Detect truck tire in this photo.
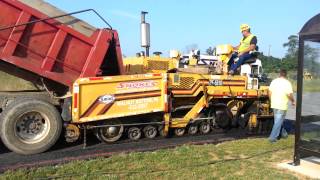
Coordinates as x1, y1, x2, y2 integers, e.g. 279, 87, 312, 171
0, 98, 62, 155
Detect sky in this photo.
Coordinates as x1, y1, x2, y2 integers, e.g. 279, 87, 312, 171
45, 0, 320, 58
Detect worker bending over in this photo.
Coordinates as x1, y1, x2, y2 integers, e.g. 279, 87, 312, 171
228, 24, 257, 75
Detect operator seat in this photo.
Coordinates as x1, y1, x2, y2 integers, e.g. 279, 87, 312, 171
233, 51, 259, 75
243, 46, 260, 64
239, 47, 260, 77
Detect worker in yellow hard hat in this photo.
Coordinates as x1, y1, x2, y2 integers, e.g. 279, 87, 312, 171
228, 24, 258, 75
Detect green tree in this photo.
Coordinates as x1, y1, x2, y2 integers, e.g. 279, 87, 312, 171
283, 35, 298, 57
259, 53, 281, 73
281, 35, 299, 71
304, 43, 320, 76
206, 46, 215, 55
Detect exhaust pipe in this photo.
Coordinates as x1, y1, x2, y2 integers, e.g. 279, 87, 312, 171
141, 11, 150, 56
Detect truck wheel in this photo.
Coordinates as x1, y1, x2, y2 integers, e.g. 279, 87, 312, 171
215, 109, 232, 129
188, 124, 198, 135
174, 128, 185, 136
143, 125, 157, 139
0, 98, 62, 155
199, 121, 211, 134
94, 119, 124, 143
128, 127, 142, 141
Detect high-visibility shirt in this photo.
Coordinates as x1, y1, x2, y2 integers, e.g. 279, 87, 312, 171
269, 77, 293, 110
238, 34, 256, 53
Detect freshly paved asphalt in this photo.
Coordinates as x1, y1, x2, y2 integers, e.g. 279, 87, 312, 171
0, 129, 254, 173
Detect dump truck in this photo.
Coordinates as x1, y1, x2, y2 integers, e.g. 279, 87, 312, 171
0, 0, 124, 88
0, 0, 124, 154
0, 0, 273, 155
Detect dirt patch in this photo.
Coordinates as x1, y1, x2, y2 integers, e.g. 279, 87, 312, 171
209, 152, 220, 161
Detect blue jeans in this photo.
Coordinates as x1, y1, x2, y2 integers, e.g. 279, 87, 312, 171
228, 53, 253, 71
269, 109, 288, 142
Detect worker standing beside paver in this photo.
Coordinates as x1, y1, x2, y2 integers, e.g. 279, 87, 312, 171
268, 69, 295, 143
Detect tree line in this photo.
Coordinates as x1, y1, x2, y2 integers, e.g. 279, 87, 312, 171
261, 35, 299, 73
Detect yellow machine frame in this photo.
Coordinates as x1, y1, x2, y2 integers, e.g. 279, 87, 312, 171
72, 73, 169, 123
72, 72, 271, 136
123, 54, 180, 74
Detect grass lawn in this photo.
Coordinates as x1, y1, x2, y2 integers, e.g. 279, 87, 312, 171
268, 71, 320, 92
1, 136, 310, 180
302, 78, 320, 92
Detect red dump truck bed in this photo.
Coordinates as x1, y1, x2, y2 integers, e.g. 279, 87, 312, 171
0, 0, 124, 87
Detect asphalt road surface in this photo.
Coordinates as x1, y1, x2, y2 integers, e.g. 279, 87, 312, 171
286, 92, 320, 121
0, 129, 257, 173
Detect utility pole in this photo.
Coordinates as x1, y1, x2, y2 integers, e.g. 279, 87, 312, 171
268, 45, 271, 57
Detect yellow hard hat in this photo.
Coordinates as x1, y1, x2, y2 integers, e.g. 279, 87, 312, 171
240, 24, 250, 32
169, 50, 181, 58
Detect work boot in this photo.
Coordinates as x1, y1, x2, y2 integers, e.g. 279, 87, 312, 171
228, 70, 235, 75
